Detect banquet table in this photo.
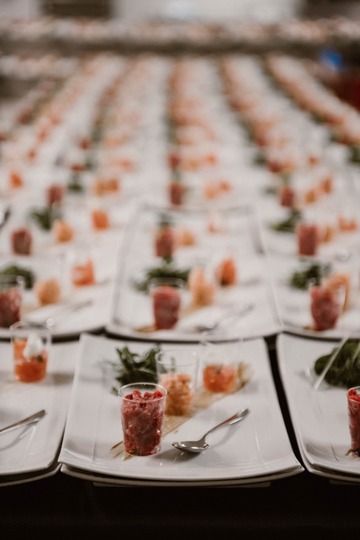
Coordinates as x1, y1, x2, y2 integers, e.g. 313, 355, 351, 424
0, 46, 360, 538
0, 334, 359, 539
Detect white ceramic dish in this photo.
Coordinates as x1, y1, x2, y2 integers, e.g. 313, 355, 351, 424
107, 203, 282, 342
0, 459, 61, 488
268, 252, 360, 340
60, 463, 300, 488
277, 333, 360, 480
58, 333, 302, 484
0, 223, 122, 340
0, 340, 78, 478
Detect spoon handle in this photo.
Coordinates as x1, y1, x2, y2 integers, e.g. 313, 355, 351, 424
203, 408, 249, 438
0, 409, 46, 435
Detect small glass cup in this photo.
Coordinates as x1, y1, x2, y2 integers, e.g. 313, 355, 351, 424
10, 226, 33, 255
119, 382, 167, 456
201, 338, 243, 394
149, 277, 184, 330
0, 275, 24, 328
69, 244, 96, 287
296, 222, 319, 257
10, 321, 51, 383
309, 283, 343, 331
347, 386, 360, 457
156, 348, 198, 416
168, 180, 187, 207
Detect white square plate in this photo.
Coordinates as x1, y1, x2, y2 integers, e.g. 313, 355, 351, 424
0, 340, 78, 479
277, 333, 360, 481
58, 333, 302, 484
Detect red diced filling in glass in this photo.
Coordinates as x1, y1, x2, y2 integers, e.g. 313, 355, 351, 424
121, 389, 165, 456
152, 285, 181, 330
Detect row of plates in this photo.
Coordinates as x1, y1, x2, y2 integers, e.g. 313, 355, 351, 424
0, 193, 359, 486
1, 330, 359, 487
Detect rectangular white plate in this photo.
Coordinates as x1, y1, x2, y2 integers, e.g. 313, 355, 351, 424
277, 333, 360, 480
60, 463, 298, 488
107, 203, 282, 342
0, 340, 78, 478
268, 252, 360, 340
58, 333, 302, 484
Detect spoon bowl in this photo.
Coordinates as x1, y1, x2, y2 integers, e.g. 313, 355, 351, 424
172, 408, 249, 454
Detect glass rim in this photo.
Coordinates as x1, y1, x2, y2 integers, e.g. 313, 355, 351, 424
148, 277, 185, 290
157, 348, 198, 365
347, 386, 360, 396
119, 382, 167, 400
9, 320, 52, 335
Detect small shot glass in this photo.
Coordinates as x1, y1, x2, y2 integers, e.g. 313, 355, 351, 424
69, 243, 96, 287
156, 348, 198, 416
0, 275, 24, 328
149, 277, 184, 330
347, 386, 360, 457
309, 283, 343, 331
10, 321, 51, 383
119, 382, 167, 456
296, 222, 319, 257
201, 339, 244, 394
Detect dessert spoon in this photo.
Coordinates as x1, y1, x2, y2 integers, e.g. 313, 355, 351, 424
24, 299, 93, 328
172, 408, 249, 453
0, 409, 46, 435
191, 303, 253, 334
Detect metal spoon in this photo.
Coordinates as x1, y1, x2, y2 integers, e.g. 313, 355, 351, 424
0, 409, 46, 435
192, 303, 253, 334
172, 408, 249, 453
24, 299, 93, 328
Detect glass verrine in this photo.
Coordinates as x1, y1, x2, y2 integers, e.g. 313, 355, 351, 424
295, 221, 319, 257
309, 282, 344, 331
156, 347, 199, 416
119, 382, 167, 456
149, 277, 184, 330
0, 274, 24, 328
201, 338, 245, 394
347, 385, 360, 456
10, 321, 51, 383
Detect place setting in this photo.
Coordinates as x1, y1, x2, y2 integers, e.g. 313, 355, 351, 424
276, 332, 360, 483
58, 332, 303, 487
0, 327, 79, 486
106, 202, 283, 343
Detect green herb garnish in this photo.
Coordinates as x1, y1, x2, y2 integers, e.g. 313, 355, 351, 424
0, 264, 35, 289
158, 211, 174, 229
67, 173, 84, 193
132, 261, 190, 293
253, 152, 266, 165
289, 262, 332, 290
109, 345, 161, 393
349, 145, 360, 164
270, 209, 302, 233
29, 205, 62, 231
263, 185, 278, 196
313, 341, 360, 388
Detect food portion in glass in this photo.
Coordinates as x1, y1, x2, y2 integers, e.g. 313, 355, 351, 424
201, 339, 249, 394
347, 386, 360, 457
10, 321, 51, 383
0, 275, 24, 328
119, 382, 167, 456
156, 348, 198, 416
149, 277, 183, 330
